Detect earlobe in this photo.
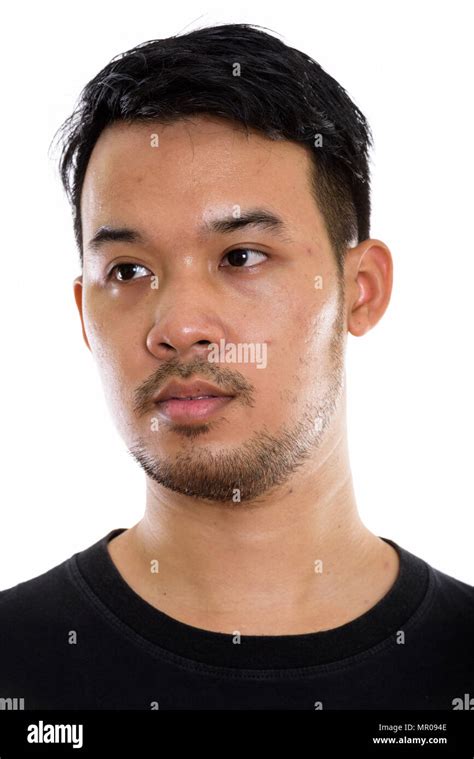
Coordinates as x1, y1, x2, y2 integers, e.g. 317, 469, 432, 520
73, 275, 91, 352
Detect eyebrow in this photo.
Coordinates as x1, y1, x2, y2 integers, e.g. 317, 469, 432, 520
86, 208, 292, 252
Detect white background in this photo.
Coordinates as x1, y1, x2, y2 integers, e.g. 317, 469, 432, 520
0, 0, 472, 586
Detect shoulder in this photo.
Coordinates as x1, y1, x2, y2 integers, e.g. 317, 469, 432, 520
390, 536, 474, 626
0, 555, 76, 625
0, 531, 114, 619
428, 561, 474, 619
412, 559, 474, 669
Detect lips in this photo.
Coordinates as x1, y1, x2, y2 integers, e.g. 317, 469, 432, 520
152, 379, 235, 424
153, 379, 235, 404
157, 395, 234, 423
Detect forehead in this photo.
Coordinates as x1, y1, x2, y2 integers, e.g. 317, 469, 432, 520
80, 116, 325, 245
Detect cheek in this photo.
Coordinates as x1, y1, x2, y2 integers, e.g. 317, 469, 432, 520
84, 288, 138, 358
268, 292, 342, 401
83, 302, 142, 402
293, 285, 343, 352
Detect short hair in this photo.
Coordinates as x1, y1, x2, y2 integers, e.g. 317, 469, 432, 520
52, 22, 373, 277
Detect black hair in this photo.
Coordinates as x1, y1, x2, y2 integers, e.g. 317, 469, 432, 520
52, 22, 373, 276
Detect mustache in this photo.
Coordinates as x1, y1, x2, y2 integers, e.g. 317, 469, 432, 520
133, 355, 255, 416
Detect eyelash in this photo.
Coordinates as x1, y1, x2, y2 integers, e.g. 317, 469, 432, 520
107, 248, 268, 282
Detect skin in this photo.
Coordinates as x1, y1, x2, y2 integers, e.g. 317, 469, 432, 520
74, 115, 398, 635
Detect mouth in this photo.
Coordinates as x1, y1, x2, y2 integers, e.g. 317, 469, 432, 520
152, 378, 236, 423
154, 394, 235, 423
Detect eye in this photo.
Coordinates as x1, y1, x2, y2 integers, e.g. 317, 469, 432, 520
220, 248, 268, 269
108, 263, 150, 282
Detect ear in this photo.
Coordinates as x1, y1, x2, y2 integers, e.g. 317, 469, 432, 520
73, 275, 91, 351
344, 239, 393, 337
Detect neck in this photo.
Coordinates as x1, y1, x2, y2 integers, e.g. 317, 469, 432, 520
108, 404, 399, 635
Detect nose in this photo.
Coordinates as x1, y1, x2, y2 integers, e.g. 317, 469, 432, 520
145, 282, 229, 365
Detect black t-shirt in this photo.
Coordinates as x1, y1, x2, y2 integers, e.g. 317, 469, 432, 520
0, 528, 473, 710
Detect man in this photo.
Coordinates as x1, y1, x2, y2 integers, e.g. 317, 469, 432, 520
0, 23, 473, 710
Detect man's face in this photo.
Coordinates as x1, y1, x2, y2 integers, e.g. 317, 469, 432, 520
75, 116, 347, 503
